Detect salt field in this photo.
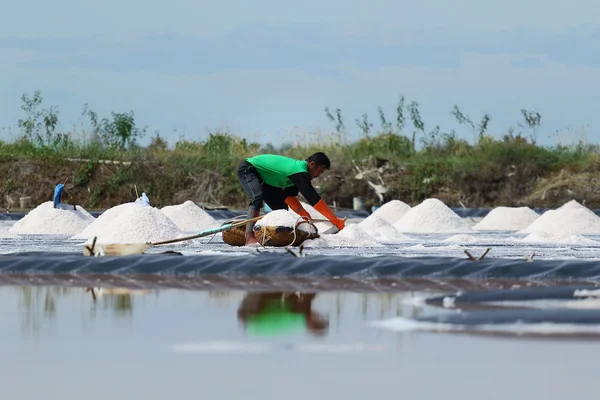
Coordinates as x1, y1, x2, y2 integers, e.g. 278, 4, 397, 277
2, 197, 600, 399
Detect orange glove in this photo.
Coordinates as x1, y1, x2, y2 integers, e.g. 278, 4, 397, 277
285, 196, 311, 220
313, 199, 345, 231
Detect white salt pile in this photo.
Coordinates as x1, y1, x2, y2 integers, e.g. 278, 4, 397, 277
473, 206, 540, 231
369, 199, 411, 225
161, 200, 219, 232
9, 201, 95, 235
72, 202, 185, 244
303, 224, 383, 248
289, 201, 335, 233
519, 200, 600, 235
393, 198, 472, 233
521, 232, 600, 245
256, 209, 316, 233
357, 215, 412, 244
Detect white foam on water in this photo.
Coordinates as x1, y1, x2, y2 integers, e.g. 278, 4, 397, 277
357, 215, 412, 244
369, 199, 411, 225
371, 316, 600, 335
160, 200, 219, 232
393, 198, 472, 233
71, 202, 185, 244
473, 206, 540, 231
8, 201, 95, 235
519, 200, 600, 236
256, 209, 316, 233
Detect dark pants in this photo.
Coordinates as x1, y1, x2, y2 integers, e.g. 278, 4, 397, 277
237, 160, 295, 212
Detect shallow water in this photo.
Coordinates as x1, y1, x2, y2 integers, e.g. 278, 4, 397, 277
2, 217, 600, 398
0, 283, 599, 399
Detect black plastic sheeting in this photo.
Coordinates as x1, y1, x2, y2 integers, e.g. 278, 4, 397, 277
2, 251, 600, 280
425, 285, 600, 307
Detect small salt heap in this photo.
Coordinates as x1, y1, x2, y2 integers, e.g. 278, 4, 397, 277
303, 224, 383, 248
72, 202, 184, 244
369, 199, 411, 225
393, 198, 472, 233
9, 201, 95, 235
519, 200, 600, 237
256, 209, 316, 233
289, 201, 334, 233
473, 206, 540, 231
161, 200, 219, 232
358, 215, 411, 244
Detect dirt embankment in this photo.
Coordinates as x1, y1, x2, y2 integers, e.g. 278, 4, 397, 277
2, 158, 600, 211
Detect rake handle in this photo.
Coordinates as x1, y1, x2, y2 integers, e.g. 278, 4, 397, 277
151, 215, 264, 246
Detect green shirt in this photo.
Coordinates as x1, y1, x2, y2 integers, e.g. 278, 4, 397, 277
246, 154, 309, 188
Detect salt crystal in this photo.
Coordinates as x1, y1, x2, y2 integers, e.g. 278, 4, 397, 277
393, 198, 472, 233
443, 234, 479, 243
256, 209, 316, 233
161, 200, 219, 232
473, 206, 540, 231
369, 200, 411, 224
519, 203, 600, 235
358, 215, 411, 244
9, 201, 95, 235
72, 202, 185, 244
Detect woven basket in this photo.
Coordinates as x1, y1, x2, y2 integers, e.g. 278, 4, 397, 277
221, 220, 319, 247
254, 223, 319, 247
221, 222, 248, 247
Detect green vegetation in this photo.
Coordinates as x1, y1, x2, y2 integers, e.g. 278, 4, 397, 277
1, 90, 599, 211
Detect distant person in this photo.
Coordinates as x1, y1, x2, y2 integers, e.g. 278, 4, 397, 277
237, 292, 329, 337
237, 152, 345, 245
52, 183, 76, 210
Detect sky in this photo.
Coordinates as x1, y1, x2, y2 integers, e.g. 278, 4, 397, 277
1, 0, 600, 147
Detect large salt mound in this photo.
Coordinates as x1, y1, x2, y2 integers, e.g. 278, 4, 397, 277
358, 215, 411, 244
256, 209, 316, 233
392, 198, 472, 233
72, 202, 185, 244
519, 203, 600, 235
369, 200, 411, 224
9, 201, 95, 235
303, 224, 383, 248
473, 206, 540, 231
521, 232, 600, 245
160, 200, 219, 232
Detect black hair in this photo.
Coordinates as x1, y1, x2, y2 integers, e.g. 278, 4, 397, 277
306, 152, 331, 169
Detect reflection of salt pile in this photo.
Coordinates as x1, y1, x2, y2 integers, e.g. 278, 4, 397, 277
358, 215, 411, 244
370, 200, 411, 225
473, 206, 539, 231
9, 201, 95, 235
304, 224, 383, 248
161, 200, 219, 231
256, 209, 316, 233
519, 200, 600, 241
393, 198, 471, 233
72, 202, 184, 244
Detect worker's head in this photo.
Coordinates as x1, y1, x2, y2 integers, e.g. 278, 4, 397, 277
306, 152, 331, 178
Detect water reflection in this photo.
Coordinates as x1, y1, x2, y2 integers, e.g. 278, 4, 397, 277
237, 292, 329, 337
